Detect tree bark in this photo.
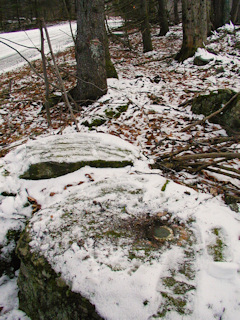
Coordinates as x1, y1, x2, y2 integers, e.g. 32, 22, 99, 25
211, 0, 230, 30
176, 0, 208, 62
158, 0, 169, 36
231, 0, 240, 24
139, 0, 153, 52
74, 0, 107, 104
104, 28, 118, 79
174, 0, 180, 25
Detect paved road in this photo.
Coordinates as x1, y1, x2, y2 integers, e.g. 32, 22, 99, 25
0, 22, 76, 74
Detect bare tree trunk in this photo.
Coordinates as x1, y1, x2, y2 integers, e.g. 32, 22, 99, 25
231, 0, 240, 24
211, 0, 230, 30
0, 0, 3, 29
104, 25, 118, 79
139, 0, 153, 53
62, 0, 76, 44
176, 0, 208, 62
16, 0, 21, 29
174, 0, 180, 25
223, 0, 231, 24
158, 0, 169, 36
74, 0, 107, 104
207, 0, 212, 35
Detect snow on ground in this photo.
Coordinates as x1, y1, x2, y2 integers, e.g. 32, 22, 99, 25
0, 21, 240, 319
1, 132, 240, 320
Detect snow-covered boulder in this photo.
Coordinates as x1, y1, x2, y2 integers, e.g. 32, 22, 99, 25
12, 132, 138, 180
1, 132, 240, 320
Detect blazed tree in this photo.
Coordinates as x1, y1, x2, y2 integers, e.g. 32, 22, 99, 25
74, 0, 107, 104
176, 0, 208, 62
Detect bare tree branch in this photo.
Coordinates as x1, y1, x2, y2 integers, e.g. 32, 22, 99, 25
39, 20, 52, 128
0, 40, 45, 81
42, 19, 80, 132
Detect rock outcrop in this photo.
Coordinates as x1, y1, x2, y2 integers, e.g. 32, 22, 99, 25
191, 89, 240, 134
17, 227, 103, 320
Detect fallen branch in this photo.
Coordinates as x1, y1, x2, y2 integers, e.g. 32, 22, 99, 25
172, 152, 240, 161
214, 164, 240, 175
133, 54, 174, 66
159, 136, 239, 160
204, 167, 240, 180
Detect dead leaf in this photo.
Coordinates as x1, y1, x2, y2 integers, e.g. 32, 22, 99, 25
85, 174, 94, 182
27, 196, 37, 204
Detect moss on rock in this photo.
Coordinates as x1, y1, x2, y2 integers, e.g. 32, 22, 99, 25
207, 228, 227, 262
82, 117, 107, 128
0, 226, 22, 277
16, 227, 103, 320
20, 160, 133, 180
191, 89, 240, 134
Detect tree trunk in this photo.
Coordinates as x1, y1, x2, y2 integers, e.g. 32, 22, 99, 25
176, 0, 208, 62
211, 0, 230, 30
139, 0, 153, 53
0, 0, 3, 29
158, 0, 169, 36
104, 29, 118, 79
207, 0, 212, 35
174, 0, 180, 25
231, 0, 240, 24
16, 0, 21, 29
74, 0, 107, 104
223, 0, 231, 24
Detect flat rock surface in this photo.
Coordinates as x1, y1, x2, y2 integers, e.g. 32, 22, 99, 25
2, 132, 140, 178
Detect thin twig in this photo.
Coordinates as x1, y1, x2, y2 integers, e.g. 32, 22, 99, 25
42, 19, 80, 132
0, 36, 41, 52
0, 40, 45, 82
39, 20, 52, 127
204, 167, 240, 180
133, 54, 174, 66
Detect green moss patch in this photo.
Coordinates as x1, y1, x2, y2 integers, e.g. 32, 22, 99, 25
82, 117, 107, 128
207, 228, 227, 262
20, 160, 133, 180
105, 104, 129, 119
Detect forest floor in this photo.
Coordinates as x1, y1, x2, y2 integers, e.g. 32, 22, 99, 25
1, 21, 240, 206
